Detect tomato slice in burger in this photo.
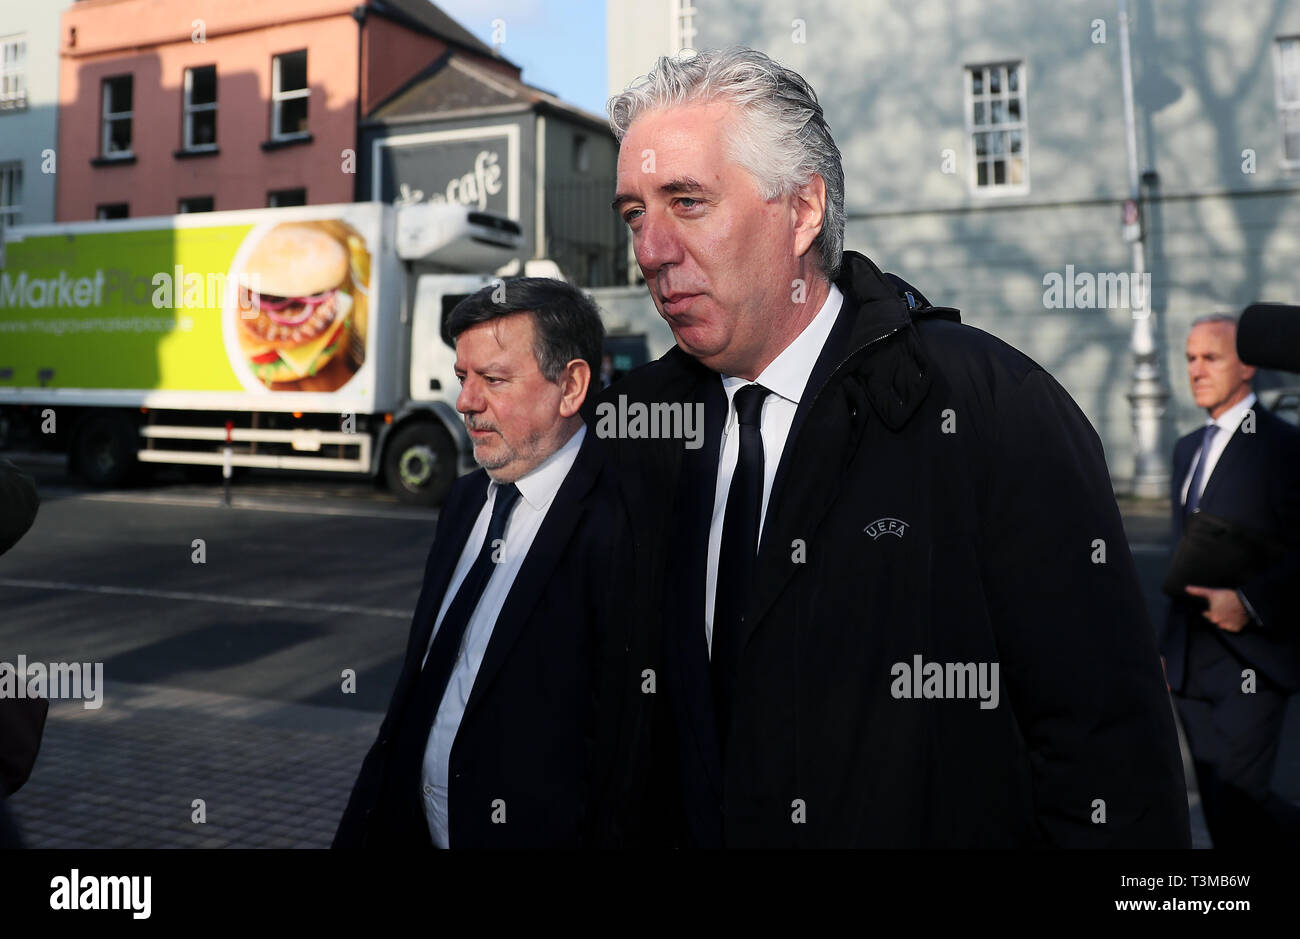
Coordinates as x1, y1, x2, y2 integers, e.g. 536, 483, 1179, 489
250, 350, 280, 364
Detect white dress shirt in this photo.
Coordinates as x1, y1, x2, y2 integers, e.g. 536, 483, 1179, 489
1179, 391, 1256, 508
704, 285, 844, 655
419, 422, 586, 847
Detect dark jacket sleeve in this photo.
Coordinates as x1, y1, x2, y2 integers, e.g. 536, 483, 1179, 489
979, 368, 1191, 847
0, 459, 39, 557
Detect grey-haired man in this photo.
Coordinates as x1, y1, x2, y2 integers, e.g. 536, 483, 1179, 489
598, 47, 1190, 847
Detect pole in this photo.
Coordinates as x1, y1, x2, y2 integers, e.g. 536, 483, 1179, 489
223, 419, 233, 507
1118, 0, 1169, 498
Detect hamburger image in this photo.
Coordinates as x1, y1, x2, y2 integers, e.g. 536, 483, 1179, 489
235, 224, 355, 386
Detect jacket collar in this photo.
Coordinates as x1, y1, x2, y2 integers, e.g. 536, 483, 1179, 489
652, 250, 952, 432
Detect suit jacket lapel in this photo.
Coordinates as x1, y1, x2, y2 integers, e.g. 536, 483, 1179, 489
460, 432, 602, 723
392, 473, 488, 716
667, 373, 726, 796
1171, 433, 1197, 539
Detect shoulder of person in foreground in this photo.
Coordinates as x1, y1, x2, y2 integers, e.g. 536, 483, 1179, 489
0, 459, 39, 557
916, 316, 1191, 846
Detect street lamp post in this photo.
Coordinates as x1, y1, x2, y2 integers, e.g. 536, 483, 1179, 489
1118, 0, 1170, 498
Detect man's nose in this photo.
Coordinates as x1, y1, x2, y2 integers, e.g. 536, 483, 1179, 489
635, 209, 683, 276
457, 377, 483, 415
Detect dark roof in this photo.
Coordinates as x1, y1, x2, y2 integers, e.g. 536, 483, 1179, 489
367, 53, 610, 131
367, 0, 512, 65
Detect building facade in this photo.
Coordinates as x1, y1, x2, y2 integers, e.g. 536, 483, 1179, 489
357, 52, 625, 285
0, 0, 76, 230
606, 0, 1300, 486
53, 0, 521, 220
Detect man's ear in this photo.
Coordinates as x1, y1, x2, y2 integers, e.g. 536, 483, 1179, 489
557, 358, 592, 418
792, 173, 827, 262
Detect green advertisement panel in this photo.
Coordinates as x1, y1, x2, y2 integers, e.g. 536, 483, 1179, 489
0, 214, 374, 397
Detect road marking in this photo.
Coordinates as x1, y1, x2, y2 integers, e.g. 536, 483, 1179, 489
0, 578, 411, 619
76, 490, 438, 521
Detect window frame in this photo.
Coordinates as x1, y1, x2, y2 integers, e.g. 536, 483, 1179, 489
0, 160, 22, 230
96, 203, 129, 220
964, 61, 1030, 197
0, 35, 27, 112
1273, 36, 1300, 170
267, 188, 306, 208
270, 50, 309, 142
182, 65, 218, 152
100, 74, 134, 159
178, 196, 214, 214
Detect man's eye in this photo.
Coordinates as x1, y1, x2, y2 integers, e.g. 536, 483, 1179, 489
622, 207, 643, 224
675, 198, 700, 210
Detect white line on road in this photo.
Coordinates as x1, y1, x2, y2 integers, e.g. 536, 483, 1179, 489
0, 577, 411, 619
77, 490, 438, 521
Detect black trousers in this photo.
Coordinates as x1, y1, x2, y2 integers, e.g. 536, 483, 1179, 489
1173, 620, 1300, 848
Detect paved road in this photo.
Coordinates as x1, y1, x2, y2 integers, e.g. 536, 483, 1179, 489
2, 456, 1296, 848
3, 459, 433, 848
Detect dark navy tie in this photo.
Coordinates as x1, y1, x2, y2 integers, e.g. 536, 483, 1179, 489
387, 481, 521, 837
1184, 424, 1219, 516
712, 383, 770, 747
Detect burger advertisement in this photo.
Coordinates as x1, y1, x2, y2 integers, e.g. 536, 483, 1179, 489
229, 220, 370, 393
0, 205, 380, 406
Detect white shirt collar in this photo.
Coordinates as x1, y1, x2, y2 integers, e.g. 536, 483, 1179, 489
490, 422, 586, 512
721, 283, 845, 406
1207, 391, 1257, 435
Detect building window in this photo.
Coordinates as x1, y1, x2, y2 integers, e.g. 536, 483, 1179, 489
0, 35, 26, 111
267, 188, 306, 207
0, 161, 21, 230
672, 0, 698, 52
183, 65, 217, 150
966, 62, 1028, 193
179, 196, 213, 213
271, 50, 308, 140
101, 75, 134, 157
573, 135, 591, 173
96, 203, 129, 220
1275, 37, 1300, 168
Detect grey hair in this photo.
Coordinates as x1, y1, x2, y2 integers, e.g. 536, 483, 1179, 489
1190, 313, 1238, 329
608, 47, 846, 281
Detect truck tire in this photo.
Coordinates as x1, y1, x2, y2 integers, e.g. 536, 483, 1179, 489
73, 412, 138, 488
383, 420, 458, 507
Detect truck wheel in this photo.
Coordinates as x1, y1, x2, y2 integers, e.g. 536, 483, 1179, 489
383, 421, 458, 507
73, 412, 138, 488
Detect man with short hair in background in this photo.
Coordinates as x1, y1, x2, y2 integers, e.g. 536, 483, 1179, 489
1162, 313, 1300, 847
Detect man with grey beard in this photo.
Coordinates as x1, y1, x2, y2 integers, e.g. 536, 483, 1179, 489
335, 278, 652, 848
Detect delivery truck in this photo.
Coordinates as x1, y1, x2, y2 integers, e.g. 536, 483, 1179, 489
0, 201, 546, 505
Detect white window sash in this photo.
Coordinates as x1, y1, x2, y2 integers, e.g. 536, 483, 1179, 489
965, 63, 1029, 195
271, 53, 309, 140
182, 67, 218, 150
1275, 38, 1300, 168
101, 78, 133, 157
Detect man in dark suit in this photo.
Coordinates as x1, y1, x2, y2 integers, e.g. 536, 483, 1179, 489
599, 47, 1189, 847
333, 278, 649, 849
1162, 313, 1300, 848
